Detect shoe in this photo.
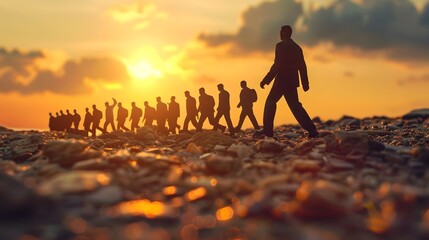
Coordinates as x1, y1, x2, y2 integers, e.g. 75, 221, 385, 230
219, 125, 226, 133
308, 130, 319, 138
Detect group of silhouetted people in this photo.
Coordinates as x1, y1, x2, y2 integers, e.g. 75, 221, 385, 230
49, 25, 320, 139
48, 80, 261, 137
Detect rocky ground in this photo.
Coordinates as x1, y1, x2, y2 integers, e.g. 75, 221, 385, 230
1, 109, 429, 240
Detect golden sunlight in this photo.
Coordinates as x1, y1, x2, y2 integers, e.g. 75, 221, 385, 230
128, 60, 162, 80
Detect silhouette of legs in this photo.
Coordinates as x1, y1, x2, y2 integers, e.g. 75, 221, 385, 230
117, 119, 130, 131
236, 108, 260, 131
183, 116, 198, 131
103, 120, 116, 132
263, 87, 316, 137
131, 119, 139, 132
213, 110, 234, 133
197, 112, 215, 131
92, 120, 104, 137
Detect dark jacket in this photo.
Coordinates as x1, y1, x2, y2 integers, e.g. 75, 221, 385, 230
218, 90, 230, 111
186, 96, 198, 117
261, 38, 309, 90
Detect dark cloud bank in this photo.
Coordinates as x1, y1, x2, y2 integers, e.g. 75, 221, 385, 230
0, 48, 130, 95
199, 0, 429, 62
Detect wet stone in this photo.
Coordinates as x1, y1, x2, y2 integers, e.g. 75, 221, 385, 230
227, 142, 254, 159
43, 140, 102, 168
204, 151, 241, 175
254, 139, 285, 153
38, 170, 111, 196
325, 132, 370, 157
294, 140, 317, 155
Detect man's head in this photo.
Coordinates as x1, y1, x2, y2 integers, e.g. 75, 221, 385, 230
240, 80, 247, 88
49, 112, 52, 117
92, 104, 97, 110
280, 25, 292, 40
60, 110, 64, 114
73, 109, 77, 113
56, 112, 59, 116
184, 91, 190, 97
199, 87, 205, 95
144, 101, 148, 107
156, 97, 161, 103
85, 107, 89, 112
105, 101, 109, 107
66, 109, 70, 114
217, 84, 224, 91
118, 102, 122, 107
171, 96, 176, 102
131, 102, 136, 107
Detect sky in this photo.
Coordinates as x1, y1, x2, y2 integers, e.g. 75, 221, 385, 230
1, 0, 429, 130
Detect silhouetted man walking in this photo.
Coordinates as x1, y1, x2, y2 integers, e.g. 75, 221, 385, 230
92, 104, 104, 136
49, 113, 55, 131
236, 80, 260, 131
156, 97, 168, 134
103, 98, 117, 132
65, 110, 73, 132
129, 102, 142, 132
168, 96, 180, 134
73, 109, 81, 130
197, 87, 215, 131
117, 102, 130, 131
213, 84, 234, 135
83, 107, 92, 132
183, 91, 198, 132
259, 25, 318, 138
143, 101, 156, 127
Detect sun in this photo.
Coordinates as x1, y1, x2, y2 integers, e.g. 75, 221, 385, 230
128, 60, 162, 80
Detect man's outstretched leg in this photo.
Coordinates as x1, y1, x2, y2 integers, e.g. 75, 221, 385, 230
262, 88, 283, 137
284, 88, 318, 137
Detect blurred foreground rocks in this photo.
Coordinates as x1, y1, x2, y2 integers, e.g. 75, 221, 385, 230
1, 110, 429, 240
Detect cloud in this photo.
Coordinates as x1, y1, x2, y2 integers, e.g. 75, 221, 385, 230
199, 0, 429, 62
398, 74, 429, 85
108, 1, 167, 30
0, 48, 131, 95
198, 0, 303, 52
0, 48, 44, 76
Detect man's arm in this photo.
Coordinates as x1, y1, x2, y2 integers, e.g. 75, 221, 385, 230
260, 43, 280, 88
112, 98, 117, 107
298, 48, 309, 92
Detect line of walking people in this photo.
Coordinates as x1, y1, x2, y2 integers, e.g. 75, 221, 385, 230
48, 80, 260, 137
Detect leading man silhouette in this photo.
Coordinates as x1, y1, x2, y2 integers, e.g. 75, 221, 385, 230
259, 25, 318, 138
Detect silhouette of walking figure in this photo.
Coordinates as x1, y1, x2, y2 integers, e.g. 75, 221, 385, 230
56, 112, 63, 131
129, 102, 143, 132
143, 101, 156, 127
259, 25, 318, 138
73, 109, 81, 130
213, 84, 234, 135
197, 87, 216, 131
92, 104, 104, 136
183, 91, 198, 132
156, 97, 168, 134
235, 80, 260, 131
83, 107, 92, 132
168, 96, 180, 134
49, 113, 55, 131
117, 102, 130, 131
65, 109, 73, 132
103, 98, 117, 132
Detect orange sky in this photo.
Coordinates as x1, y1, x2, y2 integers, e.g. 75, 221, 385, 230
1, 0, 429, 130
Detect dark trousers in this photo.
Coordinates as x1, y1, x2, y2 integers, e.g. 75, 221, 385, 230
104, 119, 116, 132
117, 119, 130, 131
213, 110, 234, 132
236, 107, 260, 130
131, 119, 140, 132
168, 117, 179, 134
157, 118, 167, 134
183, 115, 198, 131
197, 111, 215, 131
92, 120, 104, 137
263, 87, 316, 136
